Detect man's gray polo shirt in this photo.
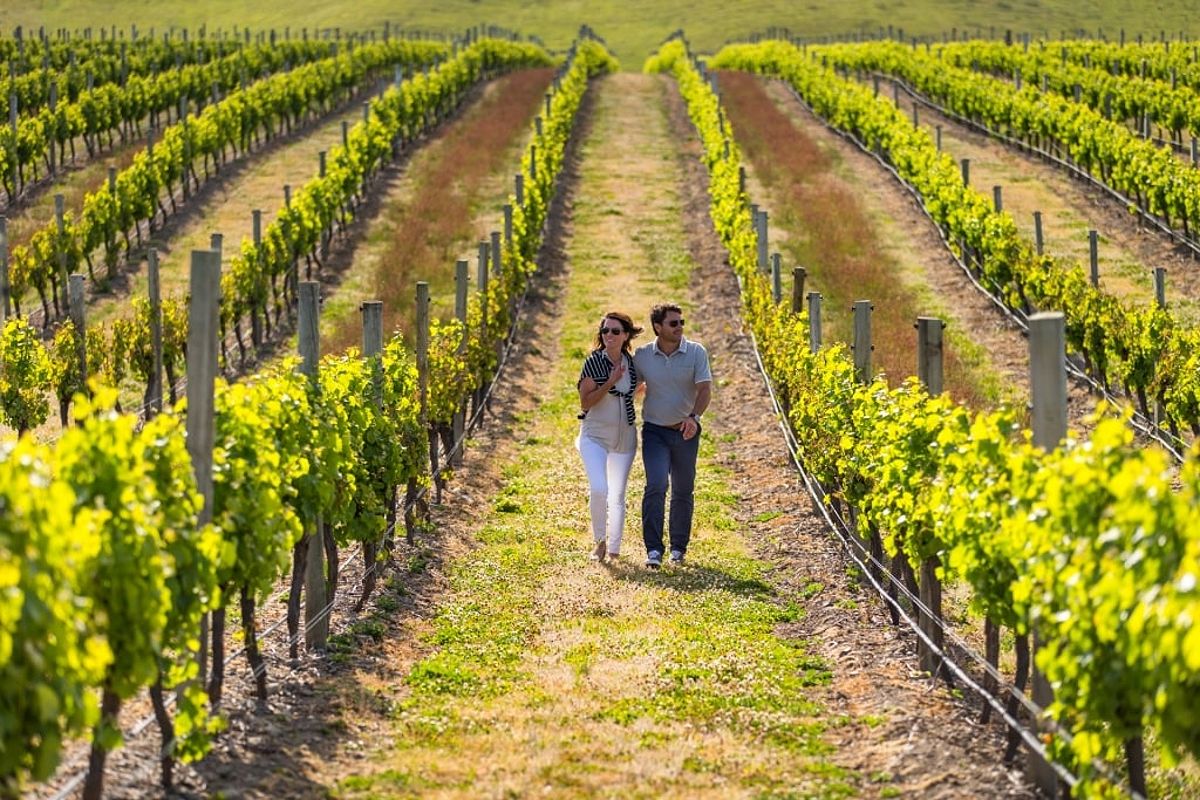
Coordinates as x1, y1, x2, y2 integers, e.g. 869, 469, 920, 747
633, 337, 712, 427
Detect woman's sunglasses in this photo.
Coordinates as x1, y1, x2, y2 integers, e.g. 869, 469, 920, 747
600, 326, 625, 336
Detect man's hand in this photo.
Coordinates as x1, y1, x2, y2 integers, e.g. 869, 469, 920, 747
681, 416, 699, 440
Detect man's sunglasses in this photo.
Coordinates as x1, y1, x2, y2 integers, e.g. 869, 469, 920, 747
662, 319, 685, 328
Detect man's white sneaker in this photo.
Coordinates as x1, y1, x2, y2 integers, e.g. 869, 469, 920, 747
669, 550, 685, 566
646, 550, 662, 569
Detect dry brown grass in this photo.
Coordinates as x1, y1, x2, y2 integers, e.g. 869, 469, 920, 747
323, 68, 554, 356
718, 69, 989, 407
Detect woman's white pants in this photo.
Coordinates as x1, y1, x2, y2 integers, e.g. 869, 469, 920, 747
576, 435, 636, 554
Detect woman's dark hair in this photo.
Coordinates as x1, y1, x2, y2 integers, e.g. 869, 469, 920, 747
593, 311, 643, 354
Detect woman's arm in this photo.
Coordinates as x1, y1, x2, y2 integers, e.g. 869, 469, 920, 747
578, 359, 625, 410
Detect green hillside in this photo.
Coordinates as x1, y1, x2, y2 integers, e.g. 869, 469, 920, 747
1, 0, 1198, 68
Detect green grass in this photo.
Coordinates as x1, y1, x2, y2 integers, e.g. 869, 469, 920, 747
333, 73, 864, 798
6, 1, 1199, 72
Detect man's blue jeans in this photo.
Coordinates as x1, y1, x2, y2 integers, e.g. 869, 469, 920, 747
641, 421, 700, 555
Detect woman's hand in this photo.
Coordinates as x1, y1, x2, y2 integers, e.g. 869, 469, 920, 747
608, 359, 626, 385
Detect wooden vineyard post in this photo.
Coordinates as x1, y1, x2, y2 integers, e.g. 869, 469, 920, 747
1154, 267, 1168, 428
47, 82, 56, 177
148, 250, 164, 416
935, 124, 942, 151
8, 94, 17, 196
417, 281, 438, 502
55, 194, 69, 316
807, 291, 822, 354
791, 267, 806, 315
960, 158, 970, 187
1027, 312, 1065, 798
515, 173, 524, 207
251, 210, 263, 346
492, 229, 507, 336
1034, 211, 1044, 255
852, 300, 872, 384
138, 249, 207, 788
185, 250, 220, 692
756, 210, 768, 273
358, 299, 385, 608
916, 317, 948, 681
475, 241, 490, 415
771, 252, 782, 303
916, 317, 944, 396
299, 281, 329, 651
504, 203, 513, 248
68, 275, 87, 401
453, 260, 468, 466
1089, 229, 1099, 287
851, 298, 885, 585
180, 99, 191, 202
993, 185, 1003, 213
0, 216, 9, 320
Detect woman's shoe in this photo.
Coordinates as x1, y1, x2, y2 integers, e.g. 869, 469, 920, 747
590, 541, 606, 561
606, 552, 620, 563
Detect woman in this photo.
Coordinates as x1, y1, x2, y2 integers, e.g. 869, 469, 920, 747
577, 312, 643, 562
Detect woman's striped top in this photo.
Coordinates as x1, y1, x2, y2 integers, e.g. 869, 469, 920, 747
578, 350, 637, 426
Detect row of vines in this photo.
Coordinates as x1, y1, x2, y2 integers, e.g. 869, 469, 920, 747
4, 37, 441, 326
721, 40, 1200, 444
0, 33, 616, 799
0, 39, 346, 202
0, 38, 452, 435
816, 41, 1200, 248
649, 37, 1200, 797
0, 36, 241, 121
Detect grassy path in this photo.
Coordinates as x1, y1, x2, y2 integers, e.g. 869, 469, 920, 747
331, 71, 856, 798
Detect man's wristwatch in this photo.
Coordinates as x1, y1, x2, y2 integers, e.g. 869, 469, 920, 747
688, 413, 701, 422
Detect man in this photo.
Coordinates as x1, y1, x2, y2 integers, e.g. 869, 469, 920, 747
633, 303, 712, 569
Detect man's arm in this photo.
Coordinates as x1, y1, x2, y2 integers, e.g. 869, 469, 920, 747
691, 381, 711, 418
680, 380, 711, 441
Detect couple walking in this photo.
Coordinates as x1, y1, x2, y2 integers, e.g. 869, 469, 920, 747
576, 303, 712, 569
